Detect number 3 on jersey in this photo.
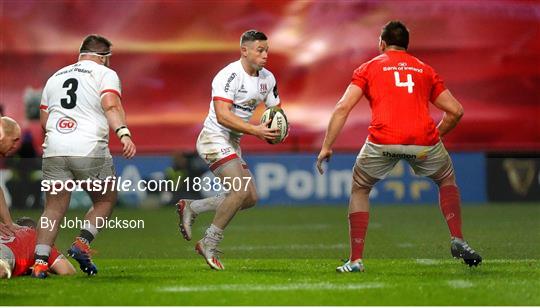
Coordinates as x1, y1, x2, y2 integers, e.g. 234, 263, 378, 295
61, 78, 78, 109
394, 72, 414, 94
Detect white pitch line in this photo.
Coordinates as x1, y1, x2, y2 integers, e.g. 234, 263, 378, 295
415, 258, 536, 265
447, 280, 474, 288
159, 282, 386, 293
397, 243, 415, 248
415, 258, 442, 265
185, 243, 348, 252
484, 259, 538, 264
197, 223, 331, 232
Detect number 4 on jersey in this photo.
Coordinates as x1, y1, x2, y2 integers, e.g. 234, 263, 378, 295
394, 72, 414, 94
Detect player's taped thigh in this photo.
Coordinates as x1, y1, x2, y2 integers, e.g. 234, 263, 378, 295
352, 163, 379, 191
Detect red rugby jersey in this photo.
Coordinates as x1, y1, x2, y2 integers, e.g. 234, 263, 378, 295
351, 50, 446, 146
0, 227, 60, 276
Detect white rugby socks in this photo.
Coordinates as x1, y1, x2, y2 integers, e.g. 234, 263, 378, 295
204, 224, 224, 246
190, 193, 226, 214
35, 244, 51, 257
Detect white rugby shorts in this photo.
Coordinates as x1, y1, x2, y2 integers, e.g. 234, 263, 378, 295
196, 129, 248, 172
355, 140, 454, 180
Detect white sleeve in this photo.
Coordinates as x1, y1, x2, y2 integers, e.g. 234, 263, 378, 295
40, 82, 49, 112
265, 73, 280, 107
99, 69, 122, 98
211, 69, 238, 104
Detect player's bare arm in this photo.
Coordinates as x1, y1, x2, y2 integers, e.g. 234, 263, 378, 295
0, 189, 20, 236
101, 92, 136, 159
317, 84, 364, 174
214, 100, 280, 141
432, 89, 464, 137
0, 188, 14, 225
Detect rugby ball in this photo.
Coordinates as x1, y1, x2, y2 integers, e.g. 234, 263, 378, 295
260, 106, 288, 144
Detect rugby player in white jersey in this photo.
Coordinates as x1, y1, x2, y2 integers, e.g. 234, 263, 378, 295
176, 30, 283, 270
32, 35, 136, 278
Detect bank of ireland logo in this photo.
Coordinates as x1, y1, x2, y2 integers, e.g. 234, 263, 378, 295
56, 117, 78, 133
260, 83, 268, 95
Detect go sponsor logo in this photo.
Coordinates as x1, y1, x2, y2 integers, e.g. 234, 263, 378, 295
56, 117, 77, 133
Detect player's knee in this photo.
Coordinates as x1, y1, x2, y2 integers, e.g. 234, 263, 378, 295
241, 190, 258, 209
352, 182, 372, 195
226, 190, 252, 209
431, 166, 456, 187
352, 165, 378, 194
43, 208, 64, 219
437, 175, 456, 187
352, 174, 376, 194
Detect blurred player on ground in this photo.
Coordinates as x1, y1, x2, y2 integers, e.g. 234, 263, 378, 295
0, 117, 21, 236
176, 30, 282, 270
0, 217, 75, 279
316, 21, 482, 273
33, 35, 136, 278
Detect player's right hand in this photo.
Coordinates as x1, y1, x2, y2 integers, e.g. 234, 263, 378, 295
121, 136, 136, 159
253, 119, 281, 142
316, 148, 333, 175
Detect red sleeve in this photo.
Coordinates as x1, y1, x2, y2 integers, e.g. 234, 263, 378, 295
212, 96, 234, 103
430, 69, 447, 102
48, 246, 61, 265
101, 89, 122, 99
350, 62, 369, 92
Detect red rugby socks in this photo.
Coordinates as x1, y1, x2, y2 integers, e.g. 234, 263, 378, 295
439, 185, 463, 239
349, 211, 369, 262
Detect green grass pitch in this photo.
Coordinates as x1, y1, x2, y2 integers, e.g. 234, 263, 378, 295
1, 203, 539, 305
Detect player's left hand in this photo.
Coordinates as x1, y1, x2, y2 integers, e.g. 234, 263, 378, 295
121, 136, 136, 159
0, 222, 20, 237
316, 148, 333, 175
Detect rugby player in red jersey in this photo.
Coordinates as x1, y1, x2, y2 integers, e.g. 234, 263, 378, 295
0, 217, 75, 278
316, 21, 482, 273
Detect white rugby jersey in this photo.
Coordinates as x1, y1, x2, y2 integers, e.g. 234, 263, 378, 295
203, 60, 280, 140
40, 60, 121, 157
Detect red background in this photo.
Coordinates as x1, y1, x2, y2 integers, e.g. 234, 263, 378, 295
1, 0, 539, 153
